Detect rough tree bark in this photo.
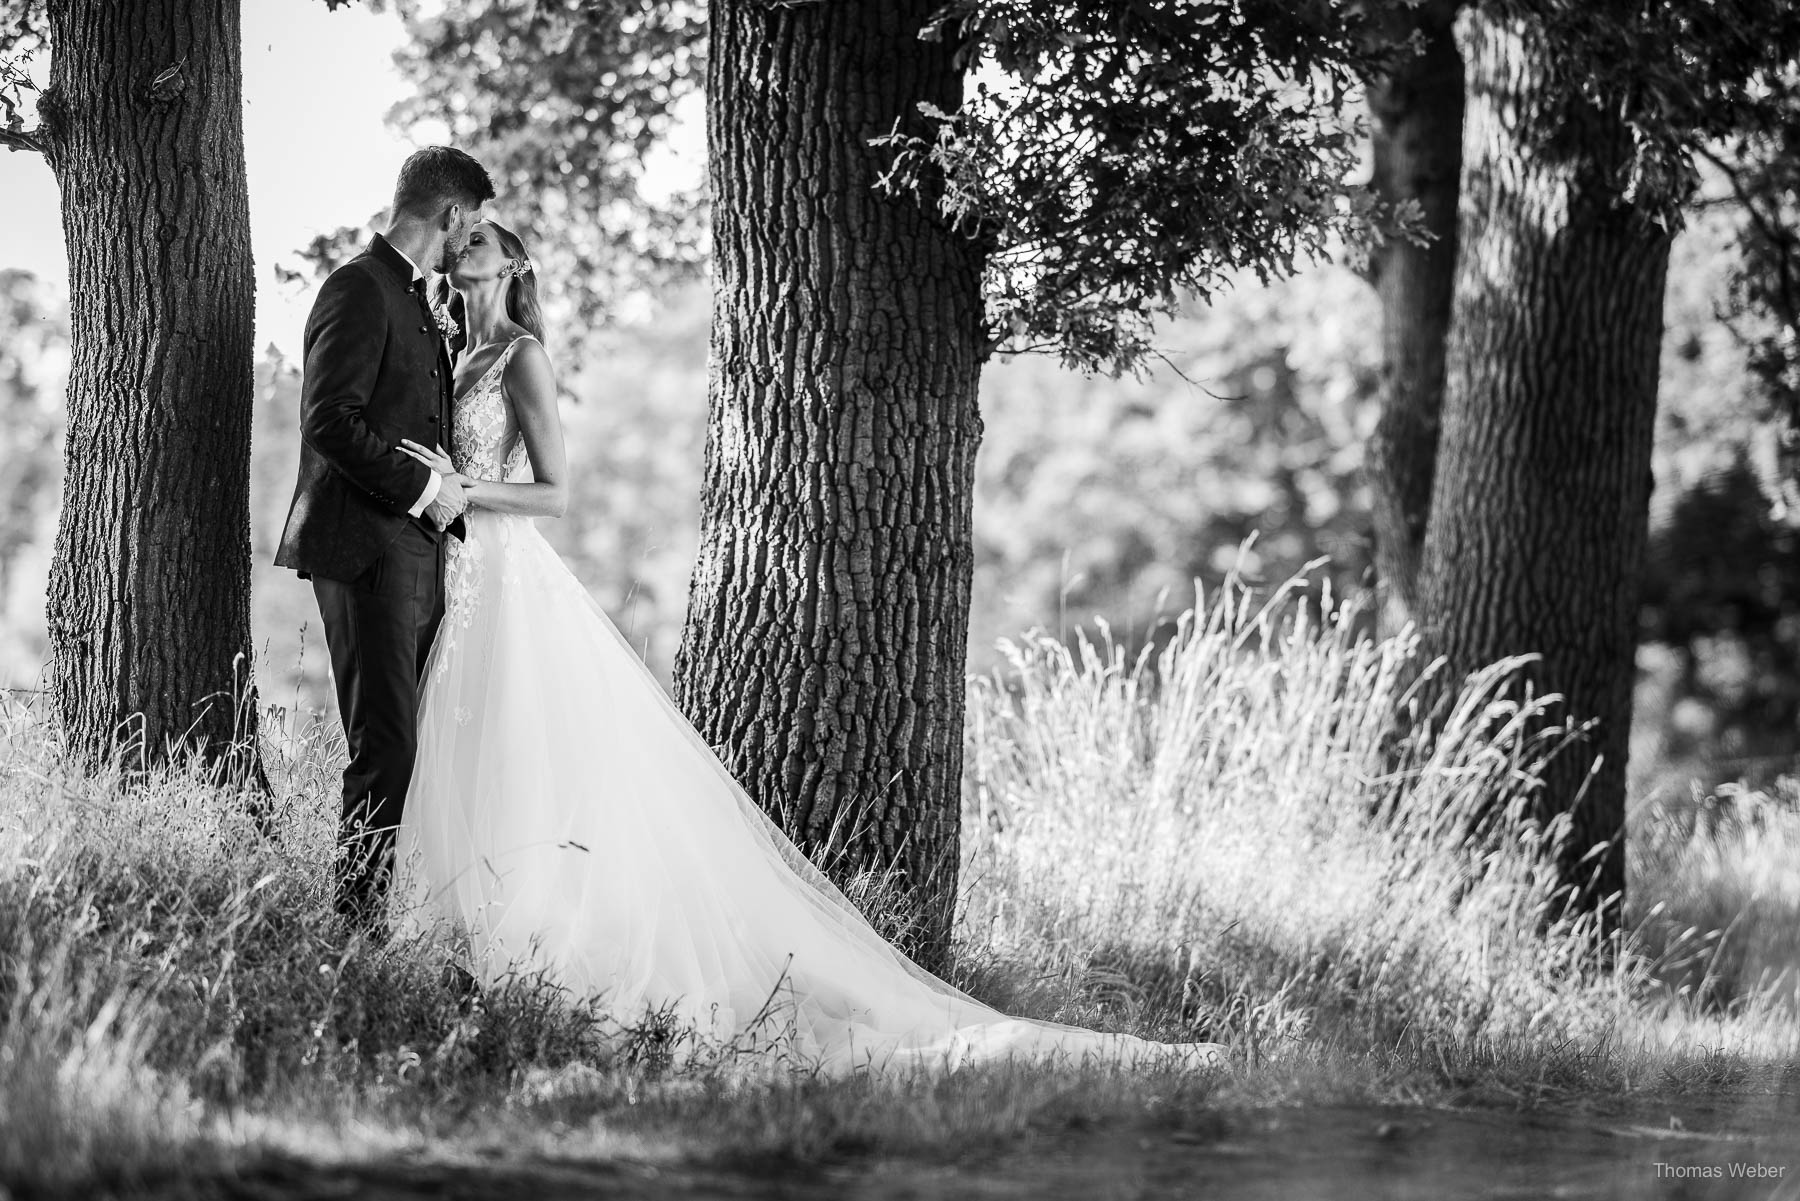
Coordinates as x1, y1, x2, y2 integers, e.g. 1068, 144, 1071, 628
674, 0, 983, 968
1418, 8, 1670, 927
34, 0, 261, 775
1363, 0, 1464, 637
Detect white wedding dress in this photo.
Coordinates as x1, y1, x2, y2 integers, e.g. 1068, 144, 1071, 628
395, 336, 1224, 1076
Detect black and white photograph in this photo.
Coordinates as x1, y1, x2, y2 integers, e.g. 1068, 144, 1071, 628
1, 1, 1798, 1196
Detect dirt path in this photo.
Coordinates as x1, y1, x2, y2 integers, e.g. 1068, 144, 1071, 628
68, 1098, 1800, 1201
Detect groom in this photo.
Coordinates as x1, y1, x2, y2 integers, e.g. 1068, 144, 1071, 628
275, 146, 496, 935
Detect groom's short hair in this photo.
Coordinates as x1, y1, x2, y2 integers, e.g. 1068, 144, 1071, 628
392, 146, 495, 219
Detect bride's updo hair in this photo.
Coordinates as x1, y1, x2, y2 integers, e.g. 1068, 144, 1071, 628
434, 219, 544, 355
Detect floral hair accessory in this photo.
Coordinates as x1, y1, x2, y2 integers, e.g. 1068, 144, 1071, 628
511, 259, 534, 279
430, 300, 460, 341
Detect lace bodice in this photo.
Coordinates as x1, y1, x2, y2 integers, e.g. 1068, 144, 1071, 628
451, 336, 535, 484
438, 336, 536, 670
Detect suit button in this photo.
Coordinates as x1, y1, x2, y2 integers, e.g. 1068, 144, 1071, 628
427, 415, 439, 424
419, 325, 429, 333
430, 369, 438, 377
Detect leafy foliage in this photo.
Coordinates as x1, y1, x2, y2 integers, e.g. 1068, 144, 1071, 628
387, 0, 1412, 374
1636, 201, 1800, 793
878, 0, 1400, 373
0, 0, 44, 56
385, 0, 707, 329
0, 0, 43, 150
0, 53, 34, 137
1491, 0, 1800, 220
1697, 64, 1800, 506
0, 270, 63, 683
970, 265, 1380, 666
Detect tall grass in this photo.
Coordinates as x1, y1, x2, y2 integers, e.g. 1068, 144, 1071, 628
1, 573, 1796, 1189
959, 581, 1596, 1055
1630, 778, 1800, 1013
959, 579, 1800, 1082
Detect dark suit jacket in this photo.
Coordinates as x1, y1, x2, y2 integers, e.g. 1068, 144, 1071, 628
275, 235, 458, 582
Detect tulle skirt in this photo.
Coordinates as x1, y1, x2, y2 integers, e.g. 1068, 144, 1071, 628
395, 511, 1222, 1076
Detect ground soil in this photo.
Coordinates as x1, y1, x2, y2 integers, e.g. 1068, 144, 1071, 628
26, 1095, 1800, 1201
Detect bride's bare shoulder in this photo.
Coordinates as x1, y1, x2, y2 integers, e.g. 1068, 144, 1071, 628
502, 333, 554, 395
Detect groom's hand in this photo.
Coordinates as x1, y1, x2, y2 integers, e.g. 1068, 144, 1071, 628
422, 473, 471, 531
400, 440, 472, 531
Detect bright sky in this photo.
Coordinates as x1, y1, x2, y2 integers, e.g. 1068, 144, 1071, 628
0, 2, 701, 357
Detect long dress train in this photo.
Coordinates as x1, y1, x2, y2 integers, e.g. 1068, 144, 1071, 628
394, 336, 1224, 1075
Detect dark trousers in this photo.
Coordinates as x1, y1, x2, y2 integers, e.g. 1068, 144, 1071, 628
313, 521, 445, 931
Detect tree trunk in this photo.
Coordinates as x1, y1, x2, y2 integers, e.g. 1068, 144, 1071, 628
1363, 0, 1463, 637
1418, 8, 1670, 927
39, 0, 261, 777
675, 0, 983, 968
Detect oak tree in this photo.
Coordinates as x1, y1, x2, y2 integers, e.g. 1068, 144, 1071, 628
1358, 0, 1461, 637
2, 0, 263, 781
1407, 1, 1800, 924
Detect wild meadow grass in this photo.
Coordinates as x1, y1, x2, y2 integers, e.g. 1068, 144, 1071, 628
2, 574, 1797, 1191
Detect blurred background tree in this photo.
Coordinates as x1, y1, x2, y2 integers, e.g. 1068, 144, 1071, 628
0, 270, 65, 688
971, 265, 1378, 653
1357, 0, 1460, 639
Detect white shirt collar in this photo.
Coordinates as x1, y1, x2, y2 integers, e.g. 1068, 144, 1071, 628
390, 240, 426, 284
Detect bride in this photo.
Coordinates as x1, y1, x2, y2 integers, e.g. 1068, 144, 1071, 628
393, 219, 1224, 1076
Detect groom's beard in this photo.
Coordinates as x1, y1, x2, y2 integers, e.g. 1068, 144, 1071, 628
438, 235, 471, 275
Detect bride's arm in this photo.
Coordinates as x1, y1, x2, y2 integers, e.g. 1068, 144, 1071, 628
465, 340, 568, 519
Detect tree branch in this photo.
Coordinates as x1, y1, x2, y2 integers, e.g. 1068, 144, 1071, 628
0, 124, 44, 153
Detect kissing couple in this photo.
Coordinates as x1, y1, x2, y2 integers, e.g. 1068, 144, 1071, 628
275, 145, 1222, 1075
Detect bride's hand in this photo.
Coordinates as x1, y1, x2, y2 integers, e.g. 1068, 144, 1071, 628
398, 439, 456, 475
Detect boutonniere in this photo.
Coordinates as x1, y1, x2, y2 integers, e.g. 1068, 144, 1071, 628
430, 300, 460, 342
